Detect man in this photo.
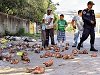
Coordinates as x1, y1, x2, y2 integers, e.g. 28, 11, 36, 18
72, 10, 84, 47
43, 8, 55, 47
77, 1, 98, 51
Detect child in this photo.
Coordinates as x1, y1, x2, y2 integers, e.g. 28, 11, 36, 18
41, 19, 46, 48
57, 14, 67, 46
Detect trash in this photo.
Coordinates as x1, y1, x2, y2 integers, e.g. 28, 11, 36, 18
72, 49, 79, 56
63, 54, 74, 60
43, 59, 53, 67
54, 52, 63, 58
91, 52, 97, 57
21, 52, 30, 63
10, 59, 19, 64
26, 66, 45, 74
17, 51, 24, 56
0, 38, 8, 44
79, 49, 88, 54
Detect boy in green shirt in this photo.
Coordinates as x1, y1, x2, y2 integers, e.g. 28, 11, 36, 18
57, 14, 67, 46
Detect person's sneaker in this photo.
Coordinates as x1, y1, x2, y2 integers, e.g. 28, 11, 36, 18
72, 44, 76, 47
90, 48, 98, 52
77, 44, 81, 50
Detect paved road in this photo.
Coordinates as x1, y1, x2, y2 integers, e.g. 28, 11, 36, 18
0, 32, 100, 75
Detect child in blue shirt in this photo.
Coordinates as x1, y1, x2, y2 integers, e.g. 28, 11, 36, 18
41, 20, 46, 48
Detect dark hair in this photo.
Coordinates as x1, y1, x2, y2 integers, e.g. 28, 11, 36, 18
78, 10, 82, 14
60, 14, 64, 17
87, 1, 95, 5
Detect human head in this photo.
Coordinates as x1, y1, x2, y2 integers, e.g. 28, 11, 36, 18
47, 8, 52, 15
87, 1, 95, 9
78, 10, 82, 16
60, 14, 64, 20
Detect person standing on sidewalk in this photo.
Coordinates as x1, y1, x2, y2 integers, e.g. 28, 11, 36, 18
57, 14, 67, 46
43, 8, 55, 47
72, 10, 84, 47
77, 1, 98, 51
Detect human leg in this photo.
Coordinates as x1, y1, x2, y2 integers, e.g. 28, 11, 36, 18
45, 29, 50, 47
90, 28, 98, 51
77, 28, 90, 50
72, 30, 79, 47
50, 28, 55, 45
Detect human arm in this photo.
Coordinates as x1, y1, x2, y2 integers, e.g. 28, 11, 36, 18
82, 10, 91, 24
65, 20, 68, 27
71, 20, 76, 29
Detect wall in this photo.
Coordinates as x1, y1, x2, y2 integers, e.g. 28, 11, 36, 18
0, 12, 29, 35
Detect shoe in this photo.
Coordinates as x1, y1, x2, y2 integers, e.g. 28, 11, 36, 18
90, 48, 98, 52
72, 44, 76, 47
72, 45, 76, 47
77, 44, 81, 50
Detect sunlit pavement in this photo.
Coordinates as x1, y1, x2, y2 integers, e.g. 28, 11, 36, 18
0, 32, 100, 75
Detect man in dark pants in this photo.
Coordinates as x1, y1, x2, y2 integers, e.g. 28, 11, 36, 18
43, 8, 55, 47
77, 1, 98, 51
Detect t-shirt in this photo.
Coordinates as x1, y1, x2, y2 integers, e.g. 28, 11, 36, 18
43, 14, 54, 29
57, 19, 67, 31
72, 15, 84, 31
41, 23, 46, 30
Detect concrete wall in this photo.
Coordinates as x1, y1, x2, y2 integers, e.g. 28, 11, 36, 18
0, 12, 29, 35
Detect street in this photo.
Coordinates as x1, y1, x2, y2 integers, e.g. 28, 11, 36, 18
0, 32, 100, 75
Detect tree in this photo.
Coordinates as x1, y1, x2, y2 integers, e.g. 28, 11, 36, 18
0, 0, 56, 23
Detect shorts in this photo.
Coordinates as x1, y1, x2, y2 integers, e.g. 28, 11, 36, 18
57, 31, 65, 41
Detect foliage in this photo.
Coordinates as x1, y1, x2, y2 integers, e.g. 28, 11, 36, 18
16, 28, 25, 36
0, 0, 56, 23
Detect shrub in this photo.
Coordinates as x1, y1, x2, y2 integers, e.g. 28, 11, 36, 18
16, 28, 25, 36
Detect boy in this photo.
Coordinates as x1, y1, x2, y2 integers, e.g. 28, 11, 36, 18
41, 19, 46, 48
57, 14, 67, 46
72, 10, 84, 47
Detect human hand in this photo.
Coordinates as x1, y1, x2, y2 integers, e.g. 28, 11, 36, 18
91, 21, 94, 24
73, 25, 76, 29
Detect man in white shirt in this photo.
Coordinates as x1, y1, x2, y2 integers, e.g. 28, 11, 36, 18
72, 10, 84, 47
43, 8, 55, 47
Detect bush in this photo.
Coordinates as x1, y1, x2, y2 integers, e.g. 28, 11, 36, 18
5, 30, 10, 36
16, 28, 25, 36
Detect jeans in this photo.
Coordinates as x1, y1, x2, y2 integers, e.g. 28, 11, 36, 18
73, 30, 79, 46
41, 30, 46, 48
79, 27, 95, 47
45, 28, 55, 46
57, 30, 65, 42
